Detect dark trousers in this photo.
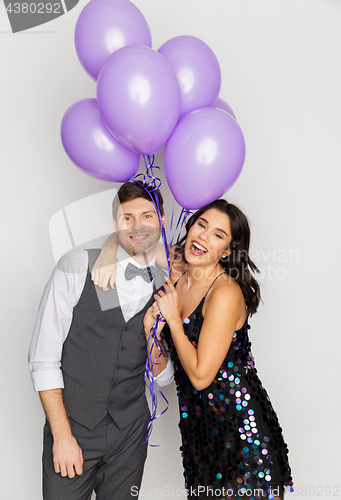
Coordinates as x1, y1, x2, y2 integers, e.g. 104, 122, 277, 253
42, 412, 149, 500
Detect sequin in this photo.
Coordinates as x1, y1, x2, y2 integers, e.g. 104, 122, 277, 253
184, 318, 190, 324
161, 293, 294, 494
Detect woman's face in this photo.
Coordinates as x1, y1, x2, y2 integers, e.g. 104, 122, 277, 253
184, 208, 232, 266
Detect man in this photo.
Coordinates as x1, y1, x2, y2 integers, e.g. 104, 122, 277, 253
29, 182, 173, 500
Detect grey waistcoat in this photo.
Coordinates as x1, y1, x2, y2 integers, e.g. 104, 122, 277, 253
61, 249, 166, 430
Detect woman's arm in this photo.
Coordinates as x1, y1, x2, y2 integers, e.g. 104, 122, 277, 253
154, 278, 245, 390
91, 233, 118, 290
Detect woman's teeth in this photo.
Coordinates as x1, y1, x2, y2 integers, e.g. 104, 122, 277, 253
192, 242, 207, 253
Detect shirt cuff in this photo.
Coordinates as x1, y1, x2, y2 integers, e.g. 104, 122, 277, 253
31, 369, 64, 392
154, 358, 174, 387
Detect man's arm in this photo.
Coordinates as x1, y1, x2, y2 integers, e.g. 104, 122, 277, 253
143, 303, 168, 377
29, 250, 88, 478
39, 389, 83, 478
154, 357, 174, 387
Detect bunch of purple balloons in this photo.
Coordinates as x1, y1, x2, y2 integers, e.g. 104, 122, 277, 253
61, 0, 245, 210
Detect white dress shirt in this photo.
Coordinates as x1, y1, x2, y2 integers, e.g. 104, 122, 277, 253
115, 246, 156, 322
28, 248, 174, 392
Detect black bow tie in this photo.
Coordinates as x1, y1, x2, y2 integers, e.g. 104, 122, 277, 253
124, 262, 155, 283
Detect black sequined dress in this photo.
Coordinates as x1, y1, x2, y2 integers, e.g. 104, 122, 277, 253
162, 277, 293, 500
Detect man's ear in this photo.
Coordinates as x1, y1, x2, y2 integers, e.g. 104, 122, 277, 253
161, 214, 166, 228
113, 219, 117, 232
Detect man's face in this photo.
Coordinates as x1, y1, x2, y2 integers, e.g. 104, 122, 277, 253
113, 197, 165, 257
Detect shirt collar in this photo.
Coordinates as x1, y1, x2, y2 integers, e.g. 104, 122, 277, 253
116, 246, 156, 271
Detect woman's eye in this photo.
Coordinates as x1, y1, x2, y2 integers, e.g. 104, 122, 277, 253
198, 223, 205, 228
215, 233, 223, 239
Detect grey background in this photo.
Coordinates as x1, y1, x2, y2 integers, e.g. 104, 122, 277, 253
0, 0, 340, 498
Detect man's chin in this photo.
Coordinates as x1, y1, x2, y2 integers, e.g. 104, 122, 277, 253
132, 244, 157, 257
121, 242, 158, 258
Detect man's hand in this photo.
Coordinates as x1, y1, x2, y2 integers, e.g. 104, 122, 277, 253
144, 303, 165, 340
91, 248, 117, 291
39, 389, 84, 479
53, 434, 84, 478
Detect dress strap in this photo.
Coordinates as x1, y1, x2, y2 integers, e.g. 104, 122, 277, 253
204, 272, 227, 298
174, 270, 187, 288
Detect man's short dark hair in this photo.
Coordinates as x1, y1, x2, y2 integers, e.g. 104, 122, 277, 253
112, 181, 164, 221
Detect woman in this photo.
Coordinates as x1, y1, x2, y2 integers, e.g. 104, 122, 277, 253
143, 199, 293, 500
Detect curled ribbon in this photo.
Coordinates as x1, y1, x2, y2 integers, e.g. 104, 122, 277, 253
129, 155, 192, 443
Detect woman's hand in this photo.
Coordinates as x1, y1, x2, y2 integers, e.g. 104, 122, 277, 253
144, 303, 166, 340
154, 277, 182, 327
91, 247, 117, 291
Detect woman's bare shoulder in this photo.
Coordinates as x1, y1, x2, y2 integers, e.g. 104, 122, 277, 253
205, 273, 245, 309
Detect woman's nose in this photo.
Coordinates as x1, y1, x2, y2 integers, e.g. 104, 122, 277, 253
199, 230, 208, 242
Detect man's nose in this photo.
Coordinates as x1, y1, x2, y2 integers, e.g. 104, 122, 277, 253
131, 222, 145, 231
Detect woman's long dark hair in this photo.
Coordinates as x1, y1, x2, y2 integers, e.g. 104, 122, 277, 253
176, 199, 261, 316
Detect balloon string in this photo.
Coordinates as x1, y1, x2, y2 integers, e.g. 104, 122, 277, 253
129, 156, 190, 444
130, 155, 170, 274
142, 313, 169, 446
169, 207, 193, 274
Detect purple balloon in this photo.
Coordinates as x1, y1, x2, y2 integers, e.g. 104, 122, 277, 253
164, 108, 245, 210
61, 98, 140, 182
97, 45, 181, 156
75, 0, 152, 81
158, 36, 221, 119
213, 97, 236, 119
